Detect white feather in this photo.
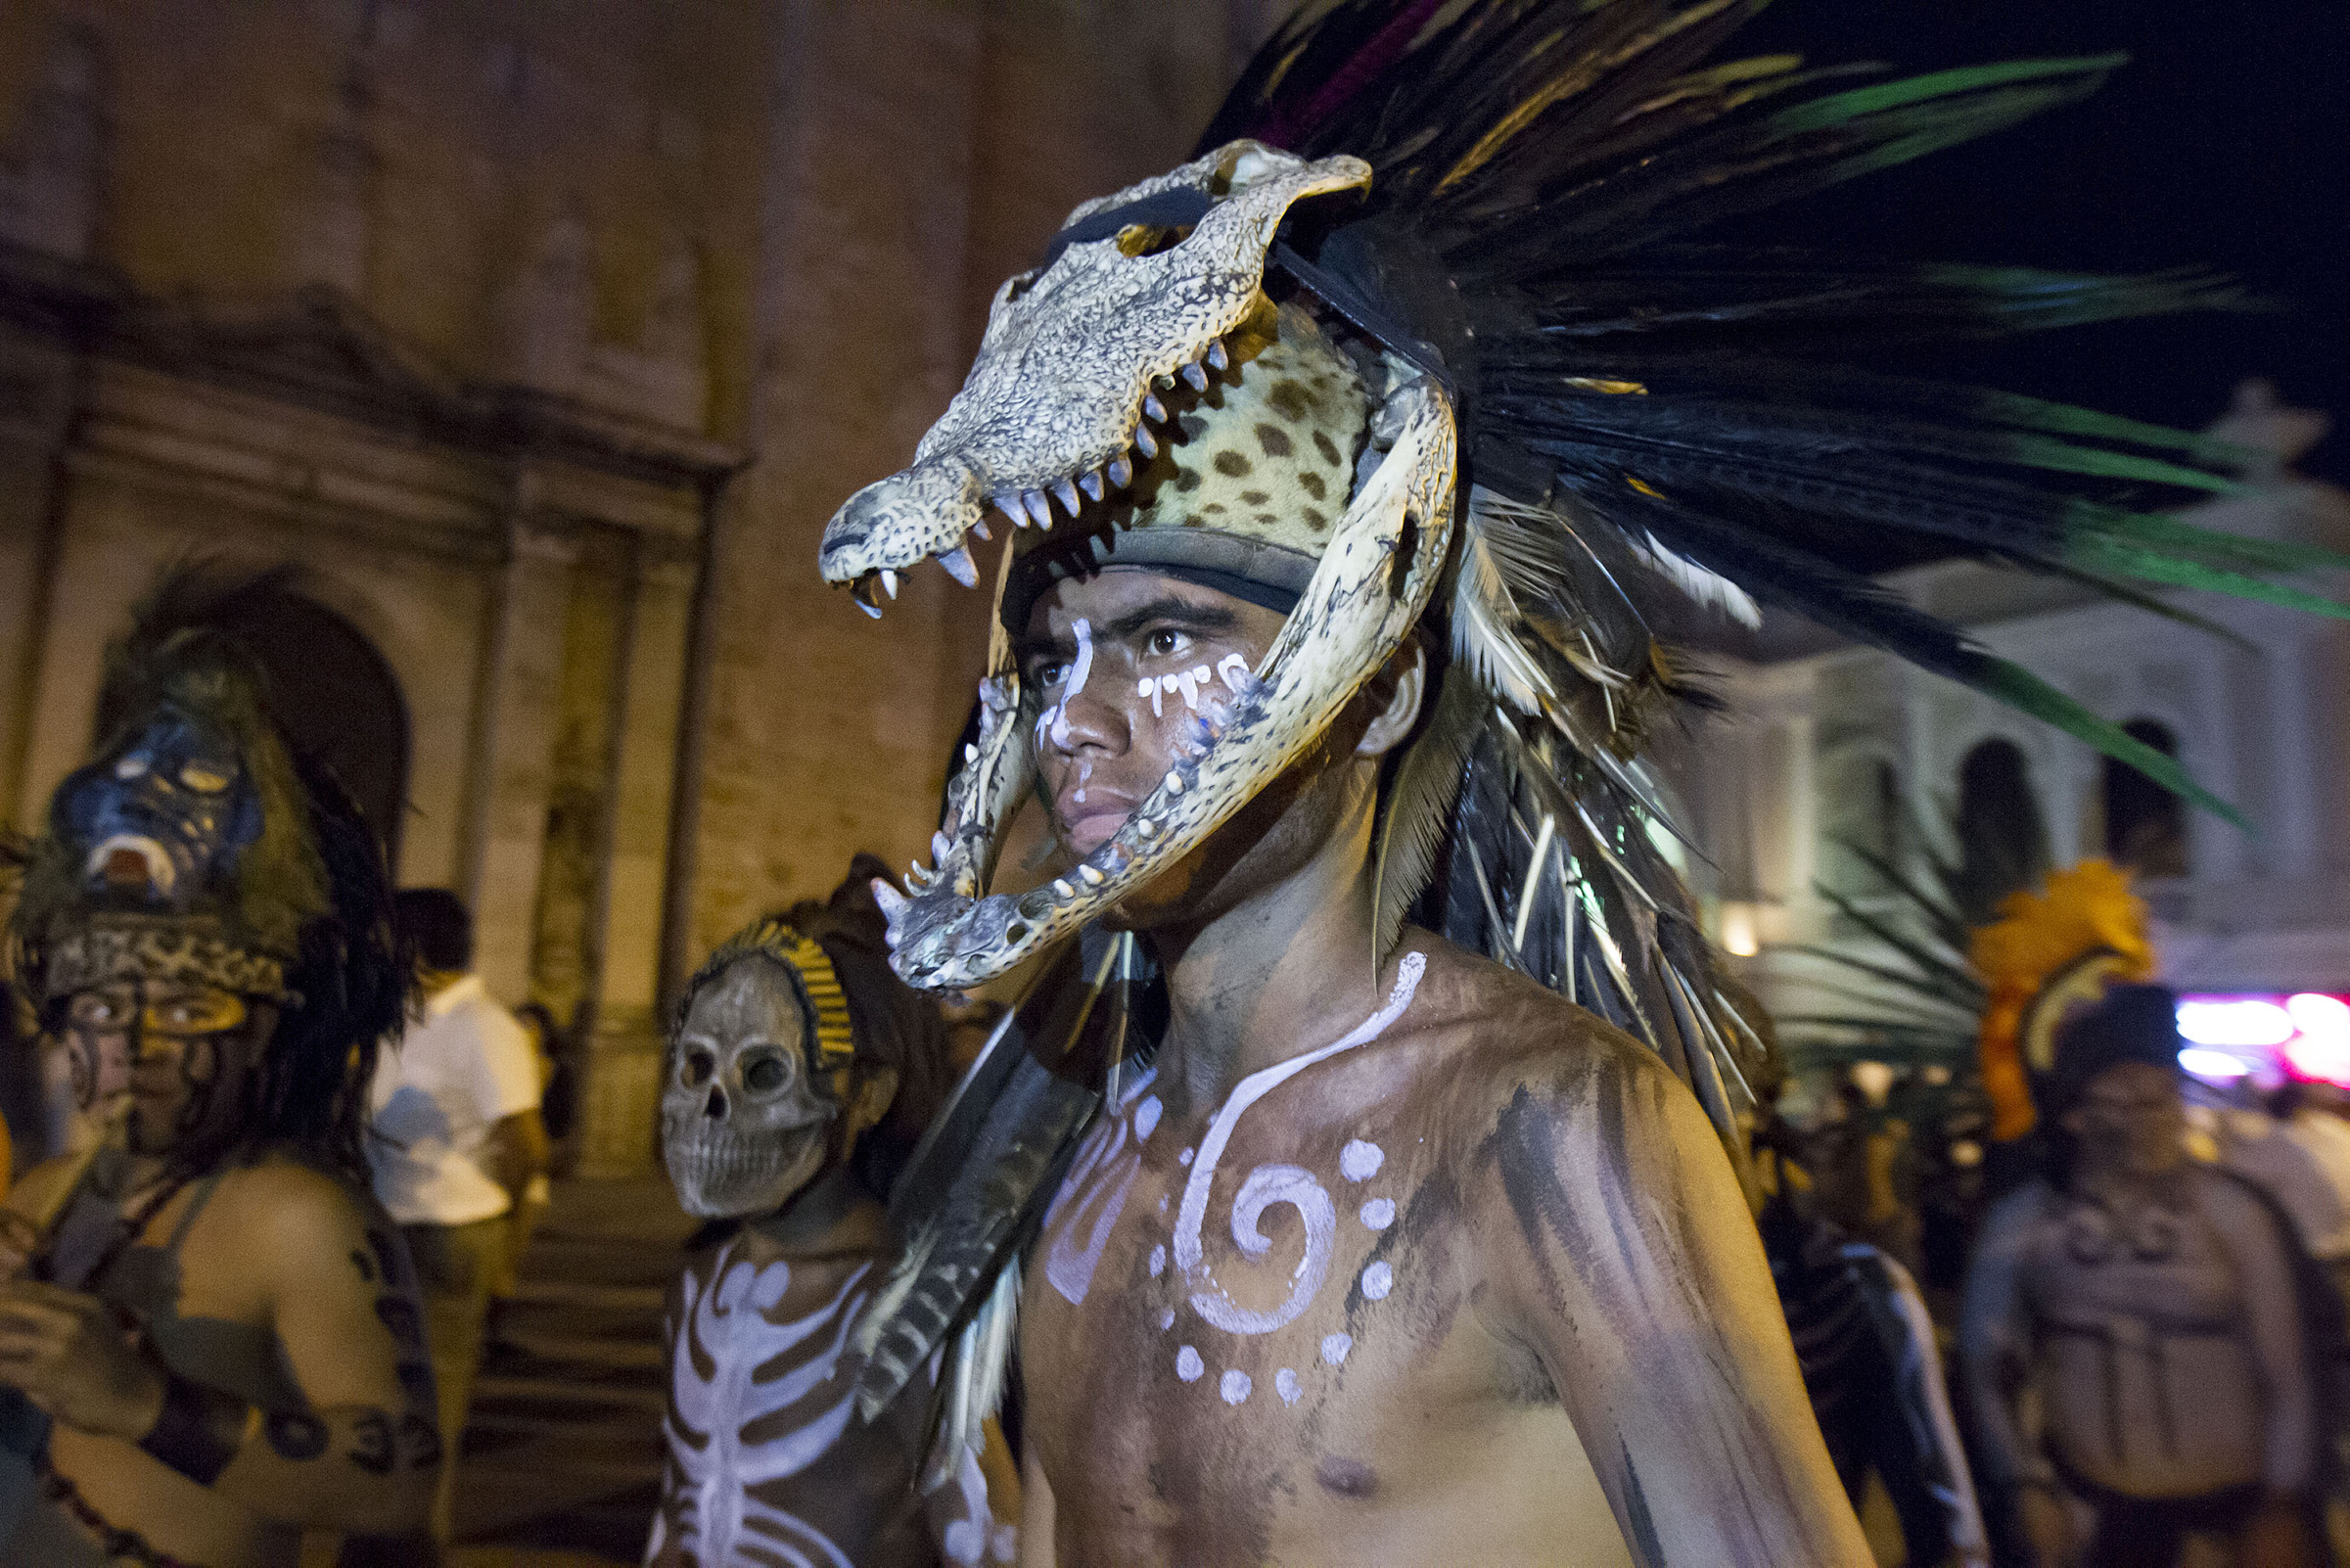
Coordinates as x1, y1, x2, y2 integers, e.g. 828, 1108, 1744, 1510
1625, 530, 1761, 627
1453, 489, 1561, 715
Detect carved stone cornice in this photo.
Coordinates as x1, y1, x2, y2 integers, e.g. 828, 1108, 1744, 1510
0, 242, 745, 493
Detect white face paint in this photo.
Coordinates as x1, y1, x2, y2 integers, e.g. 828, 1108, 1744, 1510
1037, 618, 1095, 751
659, 1246, 869, 1567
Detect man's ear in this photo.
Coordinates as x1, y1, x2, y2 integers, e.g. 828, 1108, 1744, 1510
847, 1064, 899, 1141
1356, 642, 1426, 760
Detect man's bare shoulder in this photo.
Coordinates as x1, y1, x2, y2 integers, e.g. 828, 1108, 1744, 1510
1390, 933, 1699, 1139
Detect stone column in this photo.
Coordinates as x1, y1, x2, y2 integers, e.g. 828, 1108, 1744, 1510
461, 513, 577, 1004
574, 534, 698, 1176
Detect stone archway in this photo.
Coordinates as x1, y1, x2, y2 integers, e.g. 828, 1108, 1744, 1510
232, 592, 412, 867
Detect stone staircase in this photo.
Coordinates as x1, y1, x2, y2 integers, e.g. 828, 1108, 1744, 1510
452, 1176, 695, 1564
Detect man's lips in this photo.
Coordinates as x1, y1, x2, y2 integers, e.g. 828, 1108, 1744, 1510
1056, 787, 1137, 854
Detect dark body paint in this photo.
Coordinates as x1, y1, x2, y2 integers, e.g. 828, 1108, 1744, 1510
1022, 938, 1863, 1567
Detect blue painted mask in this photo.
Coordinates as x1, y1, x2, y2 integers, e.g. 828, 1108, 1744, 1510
53, 706, 265, 911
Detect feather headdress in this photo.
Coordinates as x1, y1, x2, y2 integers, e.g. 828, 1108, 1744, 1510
820, 0, 2347, 1460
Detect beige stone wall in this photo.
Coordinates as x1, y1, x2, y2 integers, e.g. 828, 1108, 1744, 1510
0, 0, 1248, 1170
679, 0, 1233, 966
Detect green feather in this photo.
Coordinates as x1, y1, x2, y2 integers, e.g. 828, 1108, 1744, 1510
1770, 54, 2130, 133
1974, 390, 2263, 466
2030, 561, 2259, 651
2063, 537, 2350, 622
1975, 660, 2246, 828
1999, 433, 2241, 494
2068, 500, 2350, 578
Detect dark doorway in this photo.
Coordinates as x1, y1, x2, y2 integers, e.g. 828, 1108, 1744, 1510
1950, 738, 2050, 926
2103, 718, 2189, 879
232, 594, 411, 868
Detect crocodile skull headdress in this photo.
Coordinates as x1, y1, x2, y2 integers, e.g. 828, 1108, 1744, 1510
821, 141, 1457, 992
819, 0, 2331, 1113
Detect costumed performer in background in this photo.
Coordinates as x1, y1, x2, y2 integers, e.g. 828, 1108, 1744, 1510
1961, 982, 2331, 1567
648, 858, 1016, 1568
813, 2, 2350, 1564
0, 567, 437, 1567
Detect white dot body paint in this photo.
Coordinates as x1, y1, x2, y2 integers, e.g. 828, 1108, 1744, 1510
1275, 1368, 1302, 1406
1147, 1244, 1166, 1278
1340, 1140, 1384, 1181
1041, 619, 1094, 750
1158, 1308, 1175, 1331
1176, 1346, 1204, 1382
1220, 1369, 1252, 1406
1134, 1097, 1162, 1142
1361, 1261, 1394, 1301
1359, 1198, 1396, 1230
1178, 1147, 1194, 1167
1174, 954, 1426, 1337
1321, 1333, 1352, 1366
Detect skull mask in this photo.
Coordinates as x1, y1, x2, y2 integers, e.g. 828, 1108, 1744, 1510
663, 953, 843, 1220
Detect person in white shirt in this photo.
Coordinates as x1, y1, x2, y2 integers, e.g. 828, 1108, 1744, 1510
366, 889, 547, 1548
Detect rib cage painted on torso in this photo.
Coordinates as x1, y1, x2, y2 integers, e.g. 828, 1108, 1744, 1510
653, 1240, 874, 1568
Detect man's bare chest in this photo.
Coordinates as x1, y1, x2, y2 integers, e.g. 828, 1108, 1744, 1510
1023, 1039, 1479, 1473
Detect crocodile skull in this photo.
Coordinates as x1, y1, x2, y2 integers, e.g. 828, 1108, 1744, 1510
819, 141, 1458, 992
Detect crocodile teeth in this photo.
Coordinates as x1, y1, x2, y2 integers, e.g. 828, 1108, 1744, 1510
856, 597, 883, 620
971, 519, 990, 541
1164, 770, 1184, 794
1132, 424, 1158, 458
1052, 478, 1082, 513
1107, 455, 1131, 487
1180, 362, 1208, 392
1142, 392, 1168, 423
1079, 863, 1105, 885
933, 830, 952, 860
1022, 490, 1052, 529
939, 545, 979, 587
995, 494, 1027, 528
1052, 879, 1075, 899
852, 575, 885, 618
1079, 469, 1104, 502
880, 569, 899, 599
1134, 817, 1158, 838
1206, 339, 1227, 371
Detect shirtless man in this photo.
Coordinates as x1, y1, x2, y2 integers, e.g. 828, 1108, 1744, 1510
0, 568, 435, 1567
650, 876, 1014, 1567
814, 7, 2310, 1563
1007, 561, 1860, 1564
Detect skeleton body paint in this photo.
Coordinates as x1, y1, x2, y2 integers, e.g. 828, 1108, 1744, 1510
656, 1247, 867, 1567
653, 899, 1009, 1567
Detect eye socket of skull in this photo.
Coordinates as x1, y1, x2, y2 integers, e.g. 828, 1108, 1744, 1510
661, 949, 848, 1218
662, 953, 835, 1125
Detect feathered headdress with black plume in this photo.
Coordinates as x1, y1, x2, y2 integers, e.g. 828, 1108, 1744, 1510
818, 0, 2348, 1461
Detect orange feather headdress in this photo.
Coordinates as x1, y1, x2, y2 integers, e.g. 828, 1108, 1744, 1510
1967, 860, 2156, 1140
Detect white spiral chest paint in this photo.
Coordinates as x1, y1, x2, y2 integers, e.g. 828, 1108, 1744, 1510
658, 1247, 870, 1568
1174, 952, 1424, 1337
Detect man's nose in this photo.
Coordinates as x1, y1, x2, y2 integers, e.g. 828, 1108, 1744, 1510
1045, 664, 1130, 757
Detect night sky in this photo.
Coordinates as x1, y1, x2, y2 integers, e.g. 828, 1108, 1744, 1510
1725, 0, 2346, 478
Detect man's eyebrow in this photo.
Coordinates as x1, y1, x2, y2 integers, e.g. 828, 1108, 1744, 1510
1014, 594, 1243, 662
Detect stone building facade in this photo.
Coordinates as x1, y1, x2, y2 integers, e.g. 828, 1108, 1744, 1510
0, 0, 1240, 1172
1657, 390, 2350, 1043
